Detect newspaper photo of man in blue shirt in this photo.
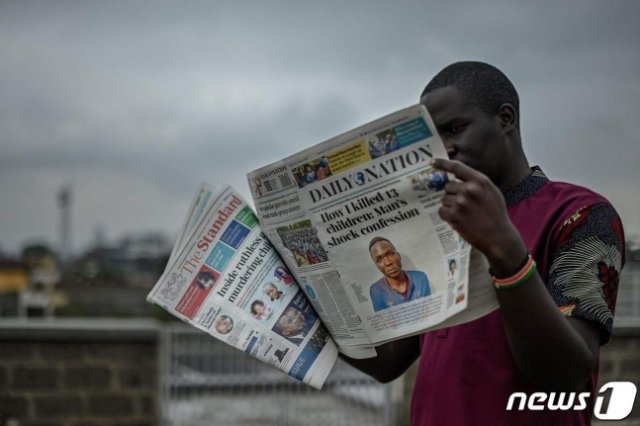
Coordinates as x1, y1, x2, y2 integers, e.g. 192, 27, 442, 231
368, 236, 431, 312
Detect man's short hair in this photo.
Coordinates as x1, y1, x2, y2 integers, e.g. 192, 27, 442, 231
421, 61, 519, 128
368, 236, 395, 252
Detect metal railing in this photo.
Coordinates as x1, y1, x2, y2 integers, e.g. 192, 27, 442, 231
160, 323, 394, 426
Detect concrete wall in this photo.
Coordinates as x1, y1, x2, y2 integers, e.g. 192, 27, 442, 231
596, 321, 640, 424
0, 320, 158, 426
1, 319, 637, 426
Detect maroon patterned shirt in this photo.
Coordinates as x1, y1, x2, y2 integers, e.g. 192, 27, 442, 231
410, 167, 624, 426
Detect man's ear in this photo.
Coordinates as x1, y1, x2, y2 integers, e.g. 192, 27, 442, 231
496, 103, 517, 135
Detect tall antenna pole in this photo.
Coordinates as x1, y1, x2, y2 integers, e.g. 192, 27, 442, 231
57, 185, 72, 264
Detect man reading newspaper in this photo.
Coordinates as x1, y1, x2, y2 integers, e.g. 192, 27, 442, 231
342, 61, 624, 425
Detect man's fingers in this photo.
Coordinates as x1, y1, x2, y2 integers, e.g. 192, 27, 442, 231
431, 158, 481, 182
443, 180, 464, 195
441, 193, 454, 207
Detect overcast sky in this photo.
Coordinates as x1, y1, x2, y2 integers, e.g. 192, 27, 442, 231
1, 0, 638, 256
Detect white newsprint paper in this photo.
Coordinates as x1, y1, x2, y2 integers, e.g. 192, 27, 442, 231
247, 105, 498, 358
148, 104, 499, 388
147, 186, 338, 389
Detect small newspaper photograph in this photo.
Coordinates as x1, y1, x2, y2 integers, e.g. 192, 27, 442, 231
247, 105, 498, 352
147, 185, 338, 389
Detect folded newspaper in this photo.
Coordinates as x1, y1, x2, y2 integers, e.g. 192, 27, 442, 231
147, 104, 499, 389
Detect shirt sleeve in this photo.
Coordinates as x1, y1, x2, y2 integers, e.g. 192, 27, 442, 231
547, 202, 625, 344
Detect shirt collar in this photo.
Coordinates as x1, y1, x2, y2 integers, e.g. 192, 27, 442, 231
501, 166, 548, 206
383, 271, 413, 297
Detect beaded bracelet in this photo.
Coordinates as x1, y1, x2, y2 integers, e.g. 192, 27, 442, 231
492, 254, 537, 290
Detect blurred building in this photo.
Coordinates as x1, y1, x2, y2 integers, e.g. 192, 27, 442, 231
0, 244, 62, 318
20, 244, 62, 317
57, 232, 171, 317
0, 232, 172, 319
0, 259, 28, 316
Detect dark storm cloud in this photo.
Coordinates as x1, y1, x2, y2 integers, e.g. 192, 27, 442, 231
0, 0, 638, 253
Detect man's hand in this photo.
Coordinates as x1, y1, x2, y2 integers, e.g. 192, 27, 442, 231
431, 158, 600, 391
432, 158, 528, 276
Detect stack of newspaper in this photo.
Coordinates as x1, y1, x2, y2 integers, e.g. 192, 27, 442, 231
147, 105, 499, 389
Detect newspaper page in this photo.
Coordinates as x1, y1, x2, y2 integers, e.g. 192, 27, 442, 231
147, 185, 338, 389
248, 105, 498, 353
166, 184, 219, 265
